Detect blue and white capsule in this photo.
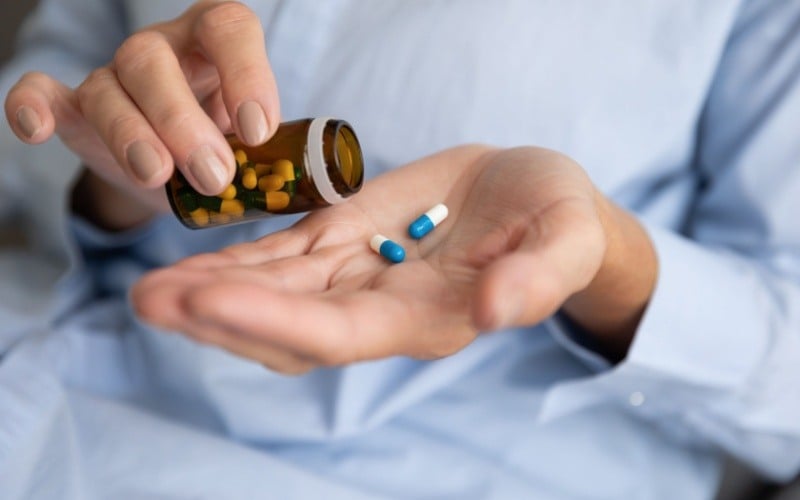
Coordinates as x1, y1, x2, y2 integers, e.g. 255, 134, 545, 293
370, 234, 405, 263
408, 203, 449, 239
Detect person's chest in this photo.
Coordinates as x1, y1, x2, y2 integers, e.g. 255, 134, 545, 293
125, 0, 742, 195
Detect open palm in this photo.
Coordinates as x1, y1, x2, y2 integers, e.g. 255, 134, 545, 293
133, 145, 606, 373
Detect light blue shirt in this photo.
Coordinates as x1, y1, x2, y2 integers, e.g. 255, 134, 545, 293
1, 1, 800, 499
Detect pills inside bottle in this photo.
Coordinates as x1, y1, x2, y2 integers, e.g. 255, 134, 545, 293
166, 118, 365, 229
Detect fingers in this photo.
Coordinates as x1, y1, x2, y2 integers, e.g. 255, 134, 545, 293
133, 265, 349, 373
77, 67, 173, 188
7, 1, 280, 199
191, 1, 280, 145
131, 267, 315, 375
112, 30, 235, 195
177, 228, 311, 269
5, 71, 81, 144
91, 2, 278, 195
200, 87, 233, 134
178, 261, 475, 365
190, 254, 342, 294
182, 283, 402, 366
134, 252, 473, 370
189, 322, 317, 375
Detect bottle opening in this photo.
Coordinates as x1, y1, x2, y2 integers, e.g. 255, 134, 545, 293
336, 127, 364, 188
332, 122, 364, 192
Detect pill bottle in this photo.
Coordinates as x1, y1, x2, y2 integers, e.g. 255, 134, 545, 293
166, 117, 364, 229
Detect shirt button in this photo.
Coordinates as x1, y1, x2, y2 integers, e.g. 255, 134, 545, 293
629, 391, 645, 407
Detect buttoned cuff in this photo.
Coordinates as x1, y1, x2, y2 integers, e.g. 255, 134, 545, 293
539, 222, 769, 423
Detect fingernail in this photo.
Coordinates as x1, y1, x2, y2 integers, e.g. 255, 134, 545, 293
126, 141, 163, 183
16, 106, 42, 139
188, 146, 230, 194
237, 101, 268, 145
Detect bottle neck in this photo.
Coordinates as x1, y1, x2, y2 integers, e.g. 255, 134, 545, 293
306, 117, 346, 205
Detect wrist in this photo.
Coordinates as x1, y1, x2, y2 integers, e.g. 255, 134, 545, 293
562, 189, 658, 360
70, 168, 160, 232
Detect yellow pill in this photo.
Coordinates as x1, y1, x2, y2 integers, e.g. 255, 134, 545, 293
219, 184, 237, 200
220, 199, 245, 216
272, 159, 295, 181
266, 191, 291, 211
189, 208, 210, 226
258, 174, 285, 192
254, 163, 272, 176
234, 149, 248, 166
241, 168, 258, 189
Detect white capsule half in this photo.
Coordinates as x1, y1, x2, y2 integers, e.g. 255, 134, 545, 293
425, 203, 449, 226
370, 234, 389, 253
408, 203, 449, 239
370, 234, 405, 263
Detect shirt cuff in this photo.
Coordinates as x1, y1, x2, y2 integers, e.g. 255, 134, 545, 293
539, 221, 770, 423
69, 214, 162, 253
544, 313, 612, 373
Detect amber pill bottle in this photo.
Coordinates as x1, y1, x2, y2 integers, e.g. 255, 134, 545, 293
166, 118, 365, 229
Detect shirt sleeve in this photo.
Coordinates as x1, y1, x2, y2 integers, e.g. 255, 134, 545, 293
541, 0, 800, 482
0, 0, 129, 254
0, 0, 128, 351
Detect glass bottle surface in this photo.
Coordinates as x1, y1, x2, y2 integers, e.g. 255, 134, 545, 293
166, 118, 364, 229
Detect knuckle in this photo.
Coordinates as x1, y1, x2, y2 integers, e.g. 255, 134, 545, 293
152, 107, 193, 134
222, 64, 263, 87
106, 113, 142, 147
18, 71, 52, 89
194, 1, 257, 39
113, 31, 171, 75
76, 68, 116, 104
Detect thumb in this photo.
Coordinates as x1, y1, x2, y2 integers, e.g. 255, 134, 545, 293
470, 198, 606, 331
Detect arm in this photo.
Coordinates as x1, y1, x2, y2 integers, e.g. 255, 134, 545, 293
1, 1, 283, 355
544, 0, 800, 481
132, 0, 800, 482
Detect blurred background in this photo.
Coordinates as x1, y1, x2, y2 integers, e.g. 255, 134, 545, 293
0, 1, 38, 247
0, 2, 37, 64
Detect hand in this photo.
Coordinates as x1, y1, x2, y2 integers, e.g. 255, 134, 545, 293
133, 145, 657, 374
4, 1, 280, 230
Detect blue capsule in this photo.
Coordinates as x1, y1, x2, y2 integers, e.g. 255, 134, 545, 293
408, 203, 449, 239
408, 218, 433, 239
370, 234, 405, 263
